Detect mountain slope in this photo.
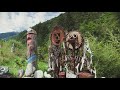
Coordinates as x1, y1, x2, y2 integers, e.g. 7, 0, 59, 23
31, 12, 120, 77
0, 32, 19, 40
1, 12, 120, 78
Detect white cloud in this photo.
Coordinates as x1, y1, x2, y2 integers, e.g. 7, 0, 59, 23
0, 12, 64, 33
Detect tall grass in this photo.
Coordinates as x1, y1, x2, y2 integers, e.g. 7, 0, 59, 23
88, 36, 120, 78
0, 39, 47, 77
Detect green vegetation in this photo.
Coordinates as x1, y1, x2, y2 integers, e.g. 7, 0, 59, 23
32, 12, 120, 78
0, 39, 47, 77
0, 12, 120, 78
0, 39, 26, 77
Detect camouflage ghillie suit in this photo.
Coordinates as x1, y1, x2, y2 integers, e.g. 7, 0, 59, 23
48, 26, 66, 78
65, 31, 84, 74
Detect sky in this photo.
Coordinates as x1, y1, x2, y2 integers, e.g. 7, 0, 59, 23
0, 12, 64, 33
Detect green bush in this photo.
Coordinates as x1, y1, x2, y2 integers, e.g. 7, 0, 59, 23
87, 36, 120, 78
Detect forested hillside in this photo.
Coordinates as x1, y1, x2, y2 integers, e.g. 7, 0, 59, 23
0, 32, 19, 40
0, 12, 120, 78
32, 12, 120, 78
